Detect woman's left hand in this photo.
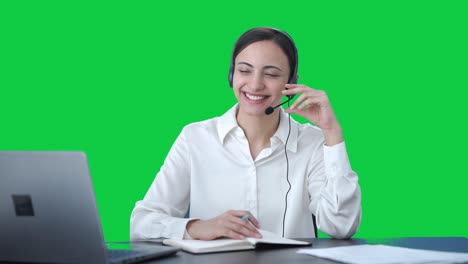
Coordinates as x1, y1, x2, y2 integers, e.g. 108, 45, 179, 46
283, 84, 344, 146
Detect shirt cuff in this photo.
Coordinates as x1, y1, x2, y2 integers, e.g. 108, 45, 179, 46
323, 141, 352, 179
182, 219, 199, 240
183, 229, 194, 240
159, 217, 195, 239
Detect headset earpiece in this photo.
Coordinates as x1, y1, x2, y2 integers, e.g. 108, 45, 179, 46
228, 65, 234, 87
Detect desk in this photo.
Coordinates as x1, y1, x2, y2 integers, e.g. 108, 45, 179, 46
137, 237, 468, 264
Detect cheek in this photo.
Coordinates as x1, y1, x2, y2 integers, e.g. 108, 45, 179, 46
232, 80, 241, 99
272, 84, 286, 96
232, 77, 245, 94
232, 73, 245, 87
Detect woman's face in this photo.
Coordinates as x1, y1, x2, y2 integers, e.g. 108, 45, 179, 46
233, 40, 290, 117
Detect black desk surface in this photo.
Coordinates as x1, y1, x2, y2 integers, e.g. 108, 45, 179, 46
135, 237, 468, 264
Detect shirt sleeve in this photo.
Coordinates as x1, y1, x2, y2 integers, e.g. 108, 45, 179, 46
130, 127, 196, 240
307, 141, 362, 239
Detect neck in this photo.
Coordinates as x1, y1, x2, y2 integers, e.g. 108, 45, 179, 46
236, 108, 280, 145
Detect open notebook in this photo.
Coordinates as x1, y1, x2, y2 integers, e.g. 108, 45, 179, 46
163, 229, 310, 254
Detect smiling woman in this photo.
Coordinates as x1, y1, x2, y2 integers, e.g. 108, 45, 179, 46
130, 27, 362, 241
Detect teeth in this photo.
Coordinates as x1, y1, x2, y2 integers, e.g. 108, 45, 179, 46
245, 93, 267, 101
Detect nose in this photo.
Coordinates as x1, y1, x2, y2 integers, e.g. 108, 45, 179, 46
250, 72, 265, 91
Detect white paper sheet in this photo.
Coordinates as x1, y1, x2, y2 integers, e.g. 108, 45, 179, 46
297, 244, 468, 264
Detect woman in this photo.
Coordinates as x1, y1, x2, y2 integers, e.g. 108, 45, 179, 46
130, 27, 361, 240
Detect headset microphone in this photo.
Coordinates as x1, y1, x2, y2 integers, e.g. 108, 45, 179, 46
265, 94, 294, 115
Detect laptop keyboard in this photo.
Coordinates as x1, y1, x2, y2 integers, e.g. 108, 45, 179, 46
108, 249, 143, 262
106, 245, 178, 263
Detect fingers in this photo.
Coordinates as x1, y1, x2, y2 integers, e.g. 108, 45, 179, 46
227, 210, 261, 229
223, 221, 261, 239
283, 84, 309, 97
230, 216, 262, 238
192, 210, 264, 240
283, 84, 324, 99
283, 86, 328, 110
222, 210, 262, 239
285, 83, 307, 89
287, 93, 307, 110
297, 97, 324, 110
223, 229, 245, 240
230, 216, 257, 232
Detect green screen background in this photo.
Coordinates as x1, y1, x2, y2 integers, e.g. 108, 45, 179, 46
1, 1, 467, 241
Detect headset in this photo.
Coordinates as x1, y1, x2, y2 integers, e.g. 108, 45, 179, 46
227, 27, 317, 238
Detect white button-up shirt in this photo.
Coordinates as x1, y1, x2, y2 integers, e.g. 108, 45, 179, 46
130, 104, 361, 239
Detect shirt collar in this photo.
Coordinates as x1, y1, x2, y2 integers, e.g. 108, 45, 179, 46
217, 104, 239, 143
217, 104, 298, 153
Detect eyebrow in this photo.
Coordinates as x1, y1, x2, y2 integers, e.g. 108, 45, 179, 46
237, 61, 282, 71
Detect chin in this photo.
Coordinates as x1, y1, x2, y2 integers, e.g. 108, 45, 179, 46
238, 103, 268, 117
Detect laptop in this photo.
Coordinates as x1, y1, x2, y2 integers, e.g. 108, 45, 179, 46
0, 151, 179, 264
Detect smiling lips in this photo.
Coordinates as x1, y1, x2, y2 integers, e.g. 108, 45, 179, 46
243, 92, 269, 103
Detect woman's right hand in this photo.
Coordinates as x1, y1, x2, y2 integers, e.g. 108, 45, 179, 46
186, 210, 262, 240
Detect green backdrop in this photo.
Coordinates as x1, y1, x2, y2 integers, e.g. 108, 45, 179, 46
1, 1, 467, 241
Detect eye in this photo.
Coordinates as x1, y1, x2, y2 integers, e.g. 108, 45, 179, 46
238, 69, 251, 74
265, 73, 280, 78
